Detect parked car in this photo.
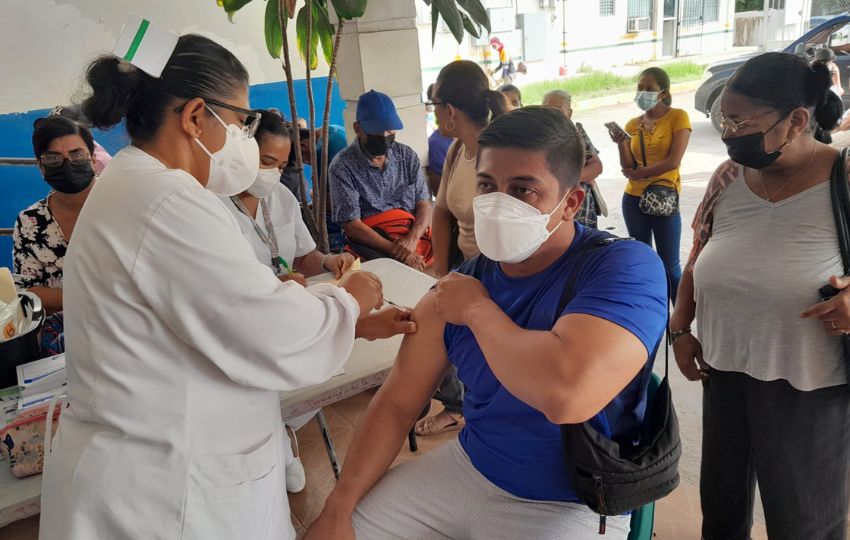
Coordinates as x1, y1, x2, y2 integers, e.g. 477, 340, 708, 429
696, 13, 850, 132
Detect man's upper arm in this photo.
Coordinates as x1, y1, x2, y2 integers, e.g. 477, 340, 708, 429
404, 148, 429, 203
329, 162, 361, 223
378, 291, 451, 421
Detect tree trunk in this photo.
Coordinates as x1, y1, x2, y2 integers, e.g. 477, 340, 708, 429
304, 1, 328, 252
278, 0, 320, 239
318, 18, 345, 251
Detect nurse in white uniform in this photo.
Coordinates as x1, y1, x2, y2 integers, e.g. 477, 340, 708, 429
39, 31, 391, 540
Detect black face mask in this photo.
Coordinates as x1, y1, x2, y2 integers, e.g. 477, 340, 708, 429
43, 160, 95, 194
362, 133, 395, 157
721, 116, 788, 170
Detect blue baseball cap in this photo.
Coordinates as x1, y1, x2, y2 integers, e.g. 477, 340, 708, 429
356, 90, 404, 134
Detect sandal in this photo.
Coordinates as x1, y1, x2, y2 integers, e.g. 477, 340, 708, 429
414, 409, 464, 437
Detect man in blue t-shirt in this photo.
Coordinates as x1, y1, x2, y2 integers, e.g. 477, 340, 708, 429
305, 107, 668, 540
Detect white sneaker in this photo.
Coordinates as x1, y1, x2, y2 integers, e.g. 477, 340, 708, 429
285, 457, 306, 494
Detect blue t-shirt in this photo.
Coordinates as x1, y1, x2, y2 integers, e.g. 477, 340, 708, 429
427, 130, 454, 176
445, 225, 667, 502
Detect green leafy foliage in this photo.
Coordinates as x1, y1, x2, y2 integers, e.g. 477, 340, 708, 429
456, 0, 490, 34
296, 3, 319, 70
264, 0, 283, 58
331, 0, 367, 19
433, 0, 464, 44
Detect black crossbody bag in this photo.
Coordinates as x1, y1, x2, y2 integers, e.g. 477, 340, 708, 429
823, 147, 850, 381
557, 231, 681, 533
636, 130, 679, 217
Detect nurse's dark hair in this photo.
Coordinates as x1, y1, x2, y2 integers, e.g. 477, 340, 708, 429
639, 67, 672, 106
435, 60, 510, 127
254, 109, 292, 146
477, 106, 584, 192
81, 34, 249, 142
32, 116, 95, 158
725, 52, 843, 143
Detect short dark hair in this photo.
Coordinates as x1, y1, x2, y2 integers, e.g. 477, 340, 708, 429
254, 109, 292, 146
32, 116, 95, 158
498, 84, 522, 103
82, 34, 249, 143
726, 52, 843, 142
639, 67, 672, 106
477, 106, 584, 192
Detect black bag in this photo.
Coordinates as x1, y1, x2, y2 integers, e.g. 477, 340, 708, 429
556, 231, 681, 533
825, 147, 850, 380
636, 130, 679, 217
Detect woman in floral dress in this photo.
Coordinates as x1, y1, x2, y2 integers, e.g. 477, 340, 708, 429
12, 116, 98, 353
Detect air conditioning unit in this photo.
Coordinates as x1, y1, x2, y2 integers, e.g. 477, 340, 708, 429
626, 17, 652, 33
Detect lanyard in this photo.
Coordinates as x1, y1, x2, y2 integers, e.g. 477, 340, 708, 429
230, 196, 285, 273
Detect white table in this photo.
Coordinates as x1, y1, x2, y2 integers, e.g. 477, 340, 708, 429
0, 258, 435, 529
279, 258, 434, 421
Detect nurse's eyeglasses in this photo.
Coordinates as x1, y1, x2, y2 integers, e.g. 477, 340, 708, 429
174, 99, 262, 138
40, 150, 92, 168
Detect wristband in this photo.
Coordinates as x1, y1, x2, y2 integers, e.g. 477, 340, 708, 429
670, 328, 692, 344
321, 253, 332, 272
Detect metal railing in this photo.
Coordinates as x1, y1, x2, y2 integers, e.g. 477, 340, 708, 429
0, 157, 37, 166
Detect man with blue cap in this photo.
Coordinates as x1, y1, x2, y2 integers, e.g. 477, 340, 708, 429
329, 90, 433, 270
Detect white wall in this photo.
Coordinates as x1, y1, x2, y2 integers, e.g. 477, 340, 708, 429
0, 0, 329, 115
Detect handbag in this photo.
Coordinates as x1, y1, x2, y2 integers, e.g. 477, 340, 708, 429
556, 230, 681, 533
636, 130, 679, 217
825, 147, 850, 381
0, 397, 62, 478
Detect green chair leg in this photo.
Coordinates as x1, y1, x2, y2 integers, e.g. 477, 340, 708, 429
628, 501, 655, 540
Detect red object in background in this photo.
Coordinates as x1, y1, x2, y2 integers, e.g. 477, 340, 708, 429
559, 65, 569, 77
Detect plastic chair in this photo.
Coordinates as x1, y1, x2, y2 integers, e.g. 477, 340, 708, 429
627, 372, 662, 540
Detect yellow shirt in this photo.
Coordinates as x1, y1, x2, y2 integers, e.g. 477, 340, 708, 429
624, 108, 691, 196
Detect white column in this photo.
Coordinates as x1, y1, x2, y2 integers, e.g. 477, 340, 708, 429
332, 0, 427, 161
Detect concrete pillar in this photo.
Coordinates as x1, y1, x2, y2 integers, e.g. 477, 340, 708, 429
331, 0, 427, 161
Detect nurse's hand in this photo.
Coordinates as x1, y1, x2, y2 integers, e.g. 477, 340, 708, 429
277, 272, 307, 287
339, 270, 383, 317
325, 253, 357, 279
355, 306, 417, 340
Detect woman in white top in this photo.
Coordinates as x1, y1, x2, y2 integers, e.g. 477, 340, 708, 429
38, 34, 390, 540
671, 53, 848, 540
418, 61, 509, 436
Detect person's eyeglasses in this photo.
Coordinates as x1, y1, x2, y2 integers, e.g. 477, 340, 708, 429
39, 150, 91, 168
711, 110, 773, 135
174, 99, 263, 137
424, 101, 446, 108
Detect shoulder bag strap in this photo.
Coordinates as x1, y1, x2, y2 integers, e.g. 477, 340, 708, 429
830, 148, 850, 276
555, 235, 670, 380
638, 129, 648, 168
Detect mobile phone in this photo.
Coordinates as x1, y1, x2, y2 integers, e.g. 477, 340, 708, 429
821, 283, 841, 302
605, 122, 631, 140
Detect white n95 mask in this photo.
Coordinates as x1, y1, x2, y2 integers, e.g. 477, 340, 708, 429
247, 168, 281, 198
472, 191, 568, 264
194, 106, 260, 196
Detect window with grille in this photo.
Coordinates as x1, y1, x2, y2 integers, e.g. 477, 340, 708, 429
600, 0, 615, 16
627, 0, 653, 19
682, 0, 720, 27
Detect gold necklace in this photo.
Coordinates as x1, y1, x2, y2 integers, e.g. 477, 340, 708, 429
758, 144, 818, 202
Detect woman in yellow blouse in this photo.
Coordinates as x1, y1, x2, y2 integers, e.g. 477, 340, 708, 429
610, 67, 692, 302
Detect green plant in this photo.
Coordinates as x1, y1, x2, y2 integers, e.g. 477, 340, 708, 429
216, 0, 489, 251
520, 61, 707, 105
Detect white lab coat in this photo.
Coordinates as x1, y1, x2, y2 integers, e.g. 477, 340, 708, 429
38, 146, 359, 540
